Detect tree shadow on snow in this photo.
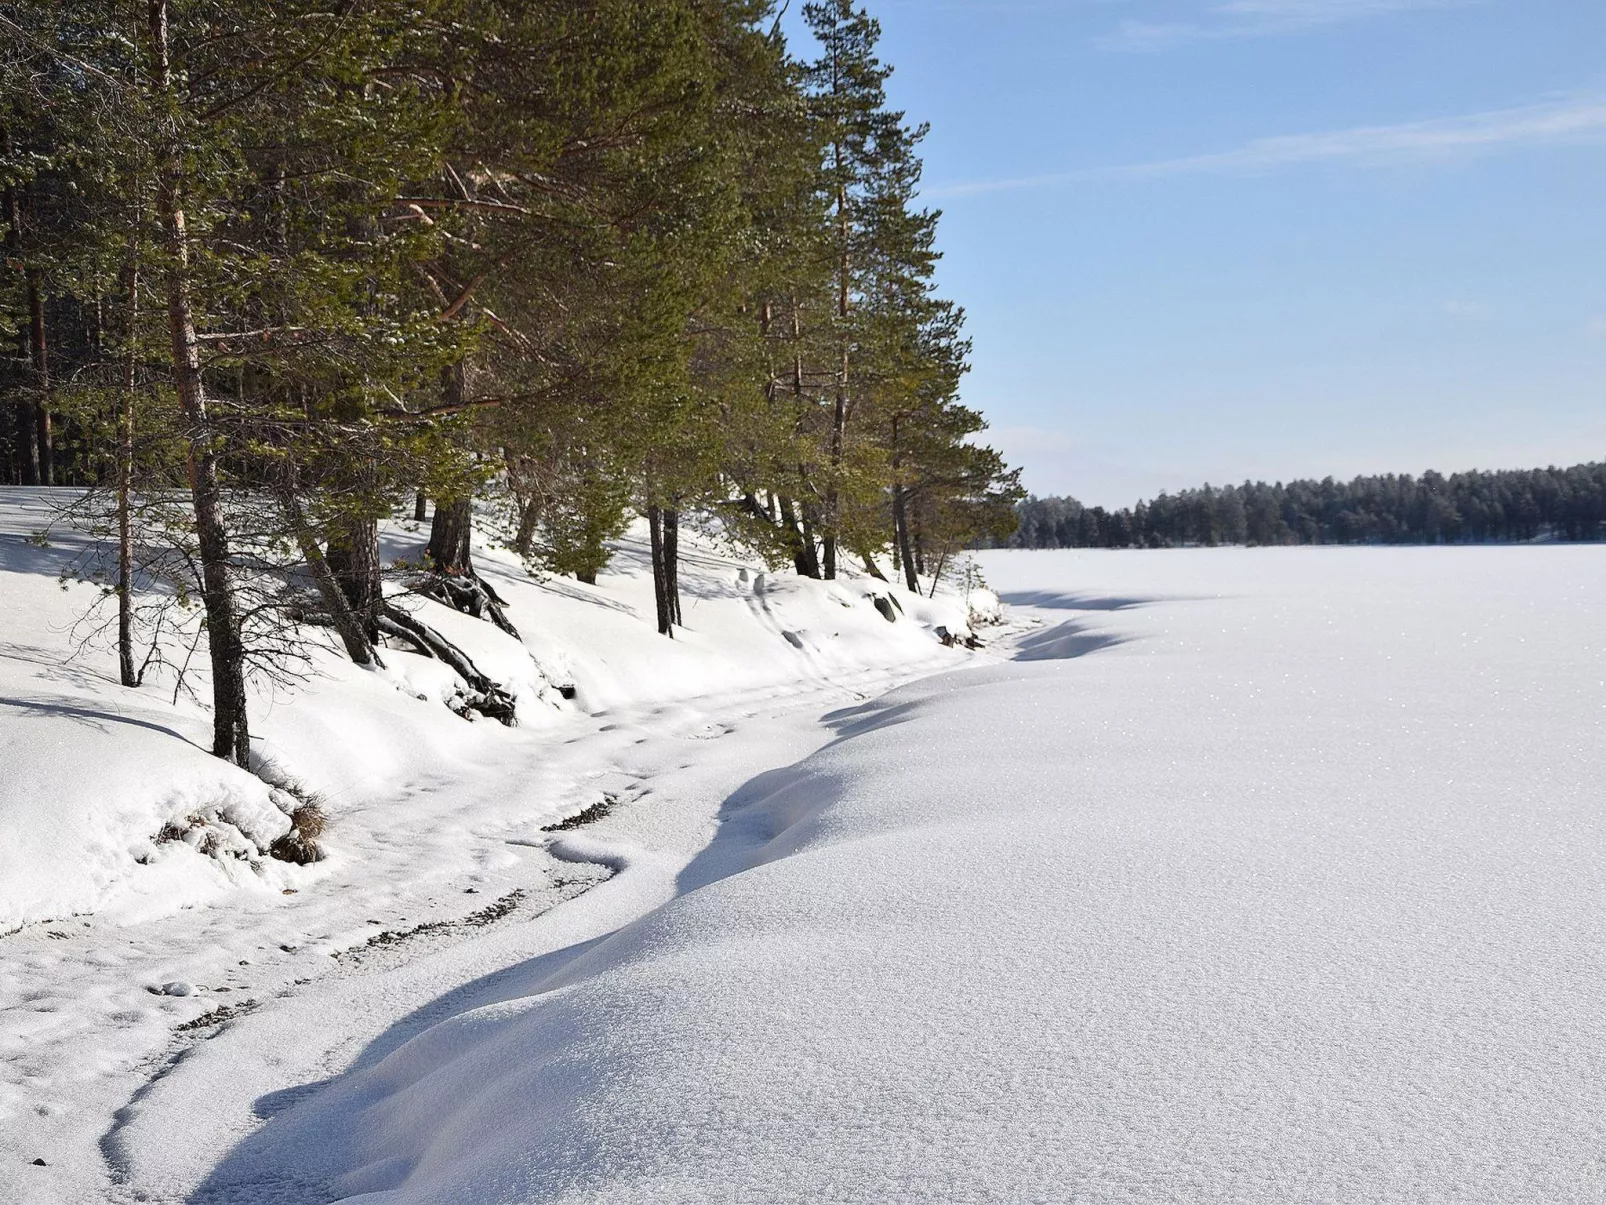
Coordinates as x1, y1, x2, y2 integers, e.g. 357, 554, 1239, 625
818, 697, 924, 741
998, 590, 1156, 612
186, 623, 1129, 1202
0, 528, 92, 577
0, 694, 202, 748
599, 535, 749, 603
187, 716, 890, 1201
1012, 620, 1129, 662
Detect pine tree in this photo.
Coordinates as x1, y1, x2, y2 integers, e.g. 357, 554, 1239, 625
803, 0, 937, 579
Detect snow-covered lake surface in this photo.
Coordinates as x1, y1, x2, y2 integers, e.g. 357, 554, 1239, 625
7, 536, 1606, 1202
173, 548, 1606, 1201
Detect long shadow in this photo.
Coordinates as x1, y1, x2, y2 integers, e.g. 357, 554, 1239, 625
0, 694, 201, 748
0, 529, 93, 576
495, 569, 640, 617
386, 525, 752, 613
1013, 620, 1129, 662
188, 632, 1124, 1202
187, 718, 909, 1201
998, 590, 1156, 612
0, 489, 108, 574
598, 536, 750, 603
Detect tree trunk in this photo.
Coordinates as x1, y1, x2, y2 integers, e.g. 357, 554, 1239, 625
426, 496, 473, 574
824, 166, 850, 584
664, 506, 682, 627
327, 516, 383, 639
25, 267, 52, 486
787, 316, 822, 581
778, 493, 819, 579
647, 503, 673, 637
2, 150, 39, 486
891, 416, 918, 593
513, 497, 539, 557
150, 0, 251, 765
117, 261, 138, 686
823, 356, 846, 581
413, 490, 427, 523
10, 326, 38, 485
893, 483, 918, 593
282, 484, 380, 668
800, 500, 822, 580
424, 363, 473, 574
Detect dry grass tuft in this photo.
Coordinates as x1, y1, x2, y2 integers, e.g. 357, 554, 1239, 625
270, 801, 328, 865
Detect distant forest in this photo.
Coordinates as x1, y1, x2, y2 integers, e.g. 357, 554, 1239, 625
988, 463, 1606, 549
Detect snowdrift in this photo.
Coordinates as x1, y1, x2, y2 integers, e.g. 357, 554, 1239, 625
0, 488, 976, 933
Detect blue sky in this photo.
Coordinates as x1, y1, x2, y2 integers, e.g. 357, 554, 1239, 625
782, 1, 1606, 506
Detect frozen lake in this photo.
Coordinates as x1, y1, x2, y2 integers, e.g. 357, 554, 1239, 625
184, 545, 1606, 1203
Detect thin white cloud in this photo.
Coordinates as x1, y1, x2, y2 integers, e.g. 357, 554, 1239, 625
926, 95, 1606, 197
1218, 0, 1440, 17
1101, 0, 1458, 50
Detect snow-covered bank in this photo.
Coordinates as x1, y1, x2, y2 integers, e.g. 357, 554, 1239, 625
0, 487, 985, 1203
172, 545, 1606, 1202
0, 487, 975, 933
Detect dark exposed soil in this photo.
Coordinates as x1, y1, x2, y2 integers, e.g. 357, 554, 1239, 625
540, 792, 619, 832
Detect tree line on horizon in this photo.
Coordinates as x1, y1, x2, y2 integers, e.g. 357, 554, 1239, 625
989, 463, 1606, 550
0, 0, 1021, 764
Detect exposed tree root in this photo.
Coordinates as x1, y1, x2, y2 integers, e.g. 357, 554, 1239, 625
416, 571, 521, 639
376, 604, 518, 725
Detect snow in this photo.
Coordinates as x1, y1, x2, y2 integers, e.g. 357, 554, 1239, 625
0, 487, 978, 1203
0, 489, 971, 935
6, 505, 1605, 1202
124, 544, 1606, 1203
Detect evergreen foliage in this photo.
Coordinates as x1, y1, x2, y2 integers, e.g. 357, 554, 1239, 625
993, 464, 1606, 549
0, 0, 1019, 761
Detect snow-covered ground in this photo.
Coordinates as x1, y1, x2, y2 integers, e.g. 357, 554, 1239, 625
89, 542, 1606, 1204
0, 488, 984, 1204
7, 517, 1606, 1202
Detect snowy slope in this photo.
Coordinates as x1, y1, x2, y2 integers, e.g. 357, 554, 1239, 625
157, 545, 1606, 1203
0, 488, 973, 933
0, 487, 983, 1203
